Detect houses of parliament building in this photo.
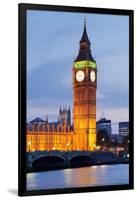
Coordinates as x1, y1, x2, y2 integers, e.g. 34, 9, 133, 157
27, 19, 97, 152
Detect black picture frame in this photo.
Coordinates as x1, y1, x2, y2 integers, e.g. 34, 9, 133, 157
18, 3, 134, 196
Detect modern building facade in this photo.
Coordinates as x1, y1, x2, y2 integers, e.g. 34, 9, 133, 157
119, 121, 129, 137
26, 20, 97, 152
96, 117, 112, 135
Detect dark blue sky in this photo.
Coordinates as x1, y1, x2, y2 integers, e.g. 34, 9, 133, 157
27, 10, 129, 133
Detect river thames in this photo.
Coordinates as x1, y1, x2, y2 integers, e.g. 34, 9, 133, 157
27, 164, 129, 190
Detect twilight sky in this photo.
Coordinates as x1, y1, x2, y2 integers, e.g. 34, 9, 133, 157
27, 10, 129, 133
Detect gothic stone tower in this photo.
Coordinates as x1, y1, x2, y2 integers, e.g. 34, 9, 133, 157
73, 19, 97, 151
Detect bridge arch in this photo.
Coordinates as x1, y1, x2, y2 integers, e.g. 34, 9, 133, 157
32, 155, 66, 171
69, 155, 92, 167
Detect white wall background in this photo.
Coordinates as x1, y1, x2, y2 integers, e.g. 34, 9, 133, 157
0, 0, 136, 199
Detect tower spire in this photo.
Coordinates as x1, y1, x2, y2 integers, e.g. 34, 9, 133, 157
80, 18, 90, 45
74, 18, 95, 62
59, 105, 62, 112
46, 115, 48, 123
84, 16, 86, 27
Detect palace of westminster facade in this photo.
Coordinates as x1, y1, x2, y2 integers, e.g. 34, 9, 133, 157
27, 20, 97, 152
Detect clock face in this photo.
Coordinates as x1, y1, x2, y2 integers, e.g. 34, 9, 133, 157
76, 70, 85, 82
90, 71, 96, 82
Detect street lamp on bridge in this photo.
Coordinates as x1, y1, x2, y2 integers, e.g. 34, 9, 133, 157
28, 141, 31, 152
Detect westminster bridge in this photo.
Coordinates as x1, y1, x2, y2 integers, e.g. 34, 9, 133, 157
26, 150, 126, 172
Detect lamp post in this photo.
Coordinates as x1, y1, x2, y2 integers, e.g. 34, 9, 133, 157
93, 144, 96, 151
66, 143, 69, 151
101, 138, 105, 151
28, 141, 31, 152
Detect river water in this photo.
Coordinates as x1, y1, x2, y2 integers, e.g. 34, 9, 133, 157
27, 164, 129, 190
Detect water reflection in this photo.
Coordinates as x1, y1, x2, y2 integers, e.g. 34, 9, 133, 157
27, 164, 129, 190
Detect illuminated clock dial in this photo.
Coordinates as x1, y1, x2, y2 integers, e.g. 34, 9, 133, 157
76, 70, 85, 82
90, 71, 96, 82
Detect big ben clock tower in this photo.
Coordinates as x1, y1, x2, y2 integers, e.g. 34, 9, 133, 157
73, 19, 97, 151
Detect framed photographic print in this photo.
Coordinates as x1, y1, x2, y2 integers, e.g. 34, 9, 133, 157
18, 3, 134, 196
